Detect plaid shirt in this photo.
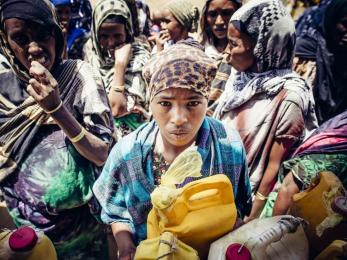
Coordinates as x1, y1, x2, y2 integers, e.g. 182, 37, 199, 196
93, 117, 252, 244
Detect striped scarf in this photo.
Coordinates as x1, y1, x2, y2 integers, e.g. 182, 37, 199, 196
0, 60, 78, 182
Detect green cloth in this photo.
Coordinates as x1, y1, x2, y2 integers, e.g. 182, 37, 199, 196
114, 113, 144, 131
165, 0, 200, 33
279, 153, 347, 190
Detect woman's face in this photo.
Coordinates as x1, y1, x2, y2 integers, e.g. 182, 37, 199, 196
225, 22, 256, 72
333, 15, 347, 52
98, 22, 127, 59
206, 0, 238, 40
150, 88, 207, 149
55, 5, 71, 32
161, 9, 188, 42
4, 18, 56, 71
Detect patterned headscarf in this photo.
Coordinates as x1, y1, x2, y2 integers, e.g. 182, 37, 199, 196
143, 41, 217, 101
0, 0, 64, 82
91, 0, 134, 67
230, 0, 296, 72
214, 0, 317, 134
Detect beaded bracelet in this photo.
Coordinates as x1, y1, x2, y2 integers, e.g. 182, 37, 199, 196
255, 191, 268, 201
44, 100, 63, 114
69, 127, 86, 143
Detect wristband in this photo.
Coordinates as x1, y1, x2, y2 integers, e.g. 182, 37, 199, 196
44, 100, 63, 114
255, 191, 268, 201
69, 127, 86, 143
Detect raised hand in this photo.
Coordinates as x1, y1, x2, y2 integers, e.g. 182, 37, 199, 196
27, 61, 62, 112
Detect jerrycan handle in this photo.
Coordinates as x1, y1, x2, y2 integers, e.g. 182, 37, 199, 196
253, 216, 305, 250
182, 178, 234, 211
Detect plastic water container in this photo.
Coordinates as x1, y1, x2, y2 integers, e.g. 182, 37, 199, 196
0, 226, 57, 260
147, 174, 237, 259
314, 240, 347, 260
208, 215, 309, 260
289, 171, 347, 257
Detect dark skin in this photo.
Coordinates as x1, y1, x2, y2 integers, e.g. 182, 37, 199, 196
225, 22, 298, 222
206, 0, 238, 52
5, 18, 109, 166
155, 9, 189, 52
224, 22, 257, 72
112, 88, 208, 259
98, 21, 131, 118
273, 15, 347, 216
55, 5, 71, 59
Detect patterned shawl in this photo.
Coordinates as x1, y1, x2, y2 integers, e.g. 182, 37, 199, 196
0, 61, 84, 182
293, 109, 347, 156
93, 117, 252, 243
0, 0, 69, 182
214, 0, 317, 133
0, 0, 113, 182
87, 0, 150, 101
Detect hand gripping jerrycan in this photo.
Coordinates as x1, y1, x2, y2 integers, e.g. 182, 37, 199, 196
146, 146, 237, 259
147, 174, 237, 259
289, 171, 347, 257
0, 226, 57, 260
208, 215, 309, 260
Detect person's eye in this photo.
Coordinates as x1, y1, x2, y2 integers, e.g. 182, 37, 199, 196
12, 34, 29, 46
99, 34, 108, 40
229, 39, 238, 48
38, 30, 52, 42
221, 9, 234, 18
159, 101, 171, 107
207, 10, 217, 18
187, 101, 201, 107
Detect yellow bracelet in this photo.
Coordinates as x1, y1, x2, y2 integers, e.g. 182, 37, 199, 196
255, 191, 268, 201
112, 85, 125, 93
69, 127, 86, 143
45, 100, 63, 114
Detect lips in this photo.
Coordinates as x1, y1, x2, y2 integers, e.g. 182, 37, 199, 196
213, 27, 227, 37
169, 128, 190, 135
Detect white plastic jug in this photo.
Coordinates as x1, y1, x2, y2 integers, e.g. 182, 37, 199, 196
208, 215, 309, 260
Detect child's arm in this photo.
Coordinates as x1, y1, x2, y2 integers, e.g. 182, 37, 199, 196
112, 222, 136, 260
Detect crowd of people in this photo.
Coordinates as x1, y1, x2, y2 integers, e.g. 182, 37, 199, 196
0, 0, 346, 259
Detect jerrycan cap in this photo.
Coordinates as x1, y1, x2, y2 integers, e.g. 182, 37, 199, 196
9, 226, 38, 252
331, 195, 347, 217
226, 243, 252, 260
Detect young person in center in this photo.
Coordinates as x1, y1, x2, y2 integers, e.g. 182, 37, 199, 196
93, 42, 252, 260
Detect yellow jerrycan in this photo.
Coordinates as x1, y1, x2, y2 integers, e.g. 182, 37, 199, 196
134, 231, 199, 260
314, 240, 347, 260
145, 146, 237, 259
0, 226, 57, 260
208, 215, 309, 260
147, 174, 237, 259
289, 171, 347, 257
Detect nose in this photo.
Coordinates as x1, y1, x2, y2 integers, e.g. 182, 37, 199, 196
215, 14, 224, 25
28, 41, 43, 56
107, 37, 116, 49
170, 106, 188, 127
